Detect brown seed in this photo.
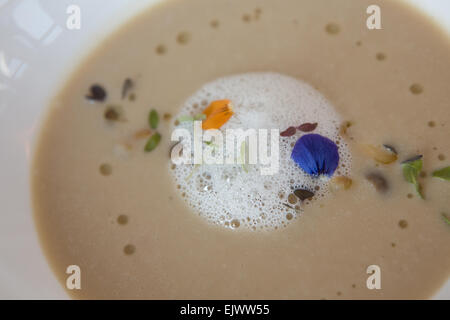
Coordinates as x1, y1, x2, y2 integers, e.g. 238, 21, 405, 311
398, 220, 408, 229
210, 20, 219, 28
124, 244, 136, 255
410, 83, 423, 95
438, 154, 446, 161
325, 23, 340, 35
376, 52, 386, 61
242, 14, 251, 22
104, 107, 120, 121
294, 189, 315, 201
163, 113, 172, 121
365, 172, 388, 193
428, 121, 436, 128
117, 215, 128, 225
156, 44, 167, 55
99, 163, 112, 176
176, 32, 190, 45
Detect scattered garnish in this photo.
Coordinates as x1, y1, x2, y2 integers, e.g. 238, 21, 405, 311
365, 172, 388, 193
99, 163, 112, 176
401, 155, 424, 199
329, 176, 353, 192
294, 189, 315, 201
134, 129, 152, 140
144, 132, 161, 152
202, 99, 234, 130
149, 109, 159, 129
104, 106, 121, 121
363, 144, 398, 164
297, 122, 318, 132
122, 78, 134, 99
280, 127, 296, 137
163, 113, 172, 121
178, 114, 206, 123
432, 166, 450, 181
442, 213, 450, 225
86, 84, 107, 102
339, 121, 353, 136
291, 134, 339, 177
398, 220, 408, 229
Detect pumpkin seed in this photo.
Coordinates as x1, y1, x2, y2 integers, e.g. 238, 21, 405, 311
294, 189, 315, 201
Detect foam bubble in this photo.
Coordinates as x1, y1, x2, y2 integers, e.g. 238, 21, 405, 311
170, 72, 351, 231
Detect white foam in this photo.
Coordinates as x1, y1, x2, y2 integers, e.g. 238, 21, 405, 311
170, 72, 351, 231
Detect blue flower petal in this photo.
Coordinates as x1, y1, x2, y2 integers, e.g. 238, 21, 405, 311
291, 134, 339, 177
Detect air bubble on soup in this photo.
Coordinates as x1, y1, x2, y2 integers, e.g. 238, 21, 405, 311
170, 73, 351, 231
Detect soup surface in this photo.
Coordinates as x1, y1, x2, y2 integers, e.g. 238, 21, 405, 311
32, 0, 450, 299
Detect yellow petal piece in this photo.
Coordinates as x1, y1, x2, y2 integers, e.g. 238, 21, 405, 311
362, 144, 398, 164
202, 99, 234, 130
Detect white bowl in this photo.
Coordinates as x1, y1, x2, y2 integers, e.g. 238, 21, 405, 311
0, 0, 448, 299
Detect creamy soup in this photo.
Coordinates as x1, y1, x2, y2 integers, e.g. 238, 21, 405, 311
32, 0, 450, 299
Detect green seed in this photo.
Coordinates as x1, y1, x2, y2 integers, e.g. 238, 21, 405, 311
149, 109, 159, 129
144, 133, 161, 152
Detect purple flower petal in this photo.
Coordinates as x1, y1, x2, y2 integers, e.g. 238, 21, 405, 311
291, 134, 339, 177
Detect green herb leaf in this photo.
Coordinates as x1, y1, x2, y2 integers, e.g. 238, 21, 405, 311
401, 155, 424, 199
144, 132, 161, 152
194, 114, 206, 121
432, 166, 450, 181
178, 114, 206, 123
178, 115, 194, 122
149, 109, 159, 129
442, 213, 450, 226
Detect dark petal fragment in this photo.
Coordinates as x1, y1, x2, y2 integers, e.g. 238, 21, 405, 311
291, 134, 339, 177
401, 155, 423, 164
280, 126, 297, 137
297, 122, 318, 132
294, 189, 315, 201
86, 84, 107, 102
383, 144, 398, 155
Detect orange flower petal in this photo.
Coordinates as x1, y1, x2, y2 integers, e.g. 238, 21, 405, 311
202, 99, 234, 130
